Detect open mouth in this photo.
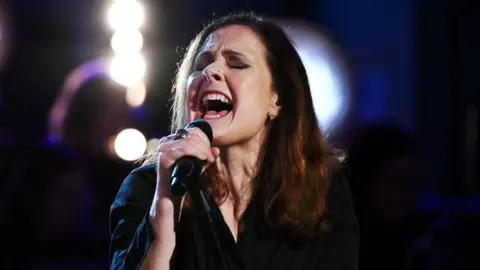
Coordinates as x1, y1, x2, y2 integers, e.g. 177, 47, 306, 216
200, 92, 234, 119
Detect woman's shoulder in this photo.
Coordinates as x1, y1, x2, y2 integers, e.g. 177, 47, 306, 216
111, 164, 157, 208
327, 151, 350, 196
325, 153, 357, 226
119, 164, 157, 192
131, 163, 157, 179
301, 155, 358, 269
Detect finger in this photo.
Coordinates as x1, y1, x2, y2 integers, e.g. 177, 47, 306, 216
211, 147, 220, 159
157, 139, 187, 153
158, 134, 176, 144
157, 145, 209, 173
188, 138, 216, 162
166, 143, 210, 163
159, 137, 214, 163
187, 127, 211, 145
181, 138, 215, 161
158, 136, 208, 155
178, 135, 215, 162
202, 149, 219, 172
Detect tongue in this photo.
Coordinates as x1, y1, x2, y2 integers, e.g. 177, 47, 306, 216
205, 110, 229, 117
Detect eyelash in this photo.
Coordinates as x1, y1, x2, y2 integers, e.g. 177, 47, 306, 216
193, 60, 249, 71
230, 63, 249, 69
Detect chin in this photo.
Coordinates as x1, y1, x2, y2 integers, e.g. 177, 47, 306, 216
211, 127, 244, 147
211, 130, 231, 146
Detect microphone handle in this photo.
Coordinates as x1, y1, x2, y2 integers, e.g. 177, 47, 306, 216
170, 156, 203, 196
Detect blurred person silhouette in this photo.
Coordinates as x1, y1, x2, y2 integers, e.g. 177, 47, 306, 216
5, 147, 107, 269
347, 121, 428, 270
62, 76, 132, 156
60, 76, 134, 235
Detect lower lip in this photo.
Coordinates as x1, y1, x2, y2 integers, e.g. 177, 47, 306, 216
203, 111, 231, 120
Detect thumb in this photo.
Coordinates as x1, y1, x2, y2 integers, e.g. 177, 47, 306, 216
211, 147, 220, 159
202, 147, 220, 173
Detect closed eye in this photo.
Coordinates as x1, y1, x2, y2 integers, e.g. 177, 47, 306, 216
193, 58, 249, 70
193, 50, 250, 70
229, 63, 249, 69
226, 54, 249, 69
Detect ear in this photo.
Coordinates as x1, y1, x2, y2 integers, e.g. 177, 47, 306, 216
268, 91, 281, 118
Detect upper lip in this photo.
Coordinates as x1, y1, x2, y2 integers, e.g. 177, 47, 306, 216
198, 90, 233, 109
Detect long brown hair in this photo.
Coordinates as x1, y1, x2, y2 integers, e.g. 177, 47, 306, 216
147, 12, 339, 239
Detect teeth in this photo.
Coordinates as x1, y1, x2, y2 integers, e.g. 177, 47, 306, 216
204, 114, 222, 119
202, 93, 231, 105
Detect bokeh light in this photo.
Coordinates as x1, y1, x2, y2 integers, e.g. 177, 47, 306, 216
126, 83, 147, 107
107, 0, 145, 31
113, 128, 147, 161
110, 29, 144, 53
277, 19, 352, 137
109, 53, 146, 86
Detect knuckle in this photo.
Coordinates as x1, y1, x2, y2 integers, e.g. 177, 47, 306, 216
184, 137, 197, 146
186, 135, 208, 146
157, 142, 169, 152
168, 147, 182, 156
184, 146, 206, 160
159, 134, 175, 143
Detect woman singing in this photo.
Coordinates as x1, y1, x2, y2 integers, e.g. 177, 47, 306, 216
109, 12, 358, 270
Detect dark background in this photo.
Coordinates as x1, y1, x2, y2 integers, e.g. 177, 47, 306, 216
0, 0, 478, 269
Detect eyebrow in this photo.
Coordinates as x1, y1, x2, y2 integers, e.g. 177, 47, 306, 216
196, 49, 249, 61
222, 49, 248, 59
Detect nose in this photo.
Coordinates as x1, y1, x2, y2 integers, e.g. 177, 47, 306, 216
202, 65, 224, 82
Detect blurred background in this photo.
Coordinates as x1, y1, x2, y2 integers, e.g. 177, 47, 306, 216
0, 0, 478, 269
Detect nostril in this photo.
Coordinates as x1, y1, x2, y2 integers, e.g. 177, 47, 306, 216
202, 68, 223, 81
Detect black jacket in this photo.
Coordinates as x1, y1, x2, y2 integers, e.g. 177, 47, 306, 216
109, 164, 359, 270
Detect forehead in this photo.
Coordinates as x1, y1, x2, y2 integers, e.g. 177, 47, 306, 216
199, 25, 266, 56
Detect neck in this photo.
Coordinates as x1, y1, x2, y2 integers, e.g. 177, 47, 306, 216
214, 133, 264, 217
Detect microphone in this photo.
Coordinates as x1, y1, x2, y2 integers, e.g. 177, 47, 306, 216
170, 120, 213, 196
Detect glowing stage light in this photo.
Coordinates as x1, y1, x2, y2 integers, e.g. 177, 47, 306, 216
111, 29, 144, 53
126, 83, 146, 107
114, 128, 147, 161
107, 0, 144, 31
277, 20, 352, 137
109, 53, 146, 86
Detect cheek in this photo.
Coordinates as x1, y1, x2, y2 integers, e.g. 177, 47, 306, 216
186, 74, 202, 108
235, 77, 271, 110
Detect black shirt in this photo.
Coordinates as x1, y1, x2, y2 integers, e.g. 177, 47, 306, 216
109, 164, 359, 270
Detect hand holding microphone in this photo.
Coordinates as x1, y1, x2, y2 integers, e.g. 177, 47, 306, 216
147, 120, 219, 260
169, 120, 216, 196
156, 120, 219, 197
